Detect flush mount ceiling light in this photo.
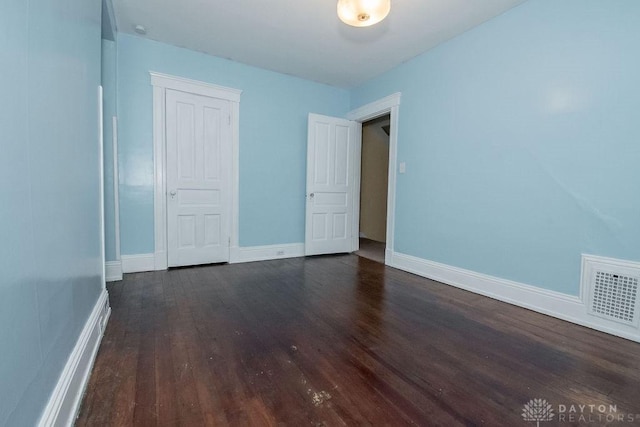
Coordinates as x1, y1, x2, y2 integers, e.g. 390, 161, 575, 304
337, 0, 391, 27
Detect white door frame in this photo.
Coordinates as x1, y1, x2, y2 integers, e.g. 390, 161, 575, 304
346, 92, 401, 265
151, 72, 242, 270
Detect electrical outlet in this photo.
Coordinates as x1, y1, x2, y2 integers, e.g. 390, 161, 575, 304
276, 250, 285, 256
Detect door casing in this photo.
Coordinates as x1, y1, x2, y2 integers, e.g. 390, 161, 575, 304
347, 93, 401, 265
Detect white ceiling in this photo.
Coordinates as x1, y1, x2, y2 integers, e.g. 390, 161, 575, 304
112, 0, 527, 88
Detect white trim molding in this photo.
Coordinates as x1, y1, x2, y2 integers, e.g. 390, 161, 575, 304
150, 72, 241, 103
347, 93, 401, 122
347, 93, 401, 266
390, 251, 640, 343
121, 254, 155, 273
151, 72, 241, 270
98, 86, 106, 287
152, 79, 167, 271
230, 243, 305, 264
105, 261, 122, 281
112, 116, 121, 262
37, 289, 111, 427
123, 245, 305, 271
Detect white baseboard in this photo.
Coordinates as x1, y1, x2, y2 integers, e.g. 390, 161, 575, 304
390, 251, 640, 343
121, 253, 155, 273
105, 261, 122, 282
37, 288, 110, 427
154, 250, 168, 271
122, 244, 305, 272
384, 248, 394, 265
230, 243, 305, 264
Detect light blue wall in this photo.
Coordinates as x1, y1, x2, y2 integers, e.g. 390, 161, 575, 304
352, 0, 640, 295
102, 39, 118, 261
116, 34, 350, 254
0, 0, 103, 425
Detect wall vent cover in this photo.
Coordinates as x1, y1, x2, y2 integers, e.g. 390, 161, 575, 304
582, 255, 640, 328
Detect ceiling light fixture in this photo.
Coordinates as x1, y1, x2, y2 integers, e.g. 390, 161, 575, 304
337, 0, 391, 27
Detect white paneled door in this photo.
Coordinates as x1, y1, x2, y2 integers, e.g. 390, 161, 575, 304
305, 113, 358, 256
166, 89, 231, 267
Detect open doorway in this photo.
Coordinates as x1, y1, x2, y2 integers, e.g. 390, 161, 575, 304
356, 114, 390, 264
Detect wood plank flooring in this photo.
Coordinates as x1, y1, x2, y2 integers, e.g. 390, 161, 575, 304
77, 255, 640, 426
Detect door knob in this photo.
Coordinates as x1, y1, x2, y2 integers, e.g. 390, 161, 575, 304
169, 190, 177, 198
309, 193, 314, 198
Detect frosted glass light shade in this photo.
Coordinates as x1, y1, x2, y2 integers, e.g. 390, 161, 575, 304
337, 0, 391, 27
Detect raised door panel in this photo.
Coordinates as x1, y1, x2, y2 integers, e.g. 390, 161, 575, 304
176, 102, 196, 181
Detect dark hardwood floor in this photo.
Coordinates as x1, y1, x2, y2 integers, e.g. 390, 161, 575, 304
77, 255, 640, 426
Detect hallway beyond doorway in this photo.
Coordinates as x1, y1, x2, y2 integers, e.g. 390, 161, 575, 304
355, 237, 385, 264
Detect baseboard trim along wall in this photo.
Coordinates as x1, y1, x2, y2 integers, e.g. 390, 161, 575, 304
119, 244, 306, 274
390, 251, 640, 343
105, 261, 122, 282
230, 243, 305, 264
37, 289, 111, 427
121, 253, 155, 273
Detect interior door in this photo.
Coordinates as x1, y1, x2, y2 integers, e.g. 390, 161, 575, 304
305, 113, 358, 256
166, 89, 231, 267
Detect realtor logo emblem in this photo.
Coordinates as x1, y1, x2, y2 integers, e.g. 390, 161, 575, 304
522, 398, 555, 426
